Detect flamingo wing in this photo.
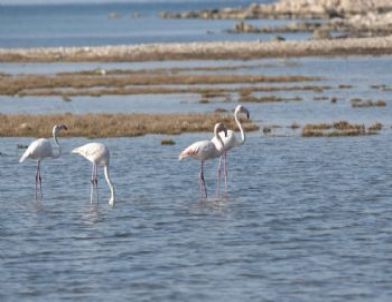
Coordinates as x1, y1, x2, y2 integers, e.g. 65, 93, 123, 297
19, 138, 52, 162
179, 140, 218, 160
72, 142, 109, 165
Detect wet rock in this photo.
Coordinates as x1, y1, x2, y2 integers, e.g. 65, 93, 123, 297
17, 144, 28, 149
108, 12, 122, 19
273, 35, 286, 42
312, 28, 332, 40
160, 0, 392, 21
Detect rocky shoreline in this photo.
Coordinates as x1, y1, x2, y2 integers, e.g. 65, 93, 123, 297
160, 0, 392, 20
161, 0, 392, 40
1, 36, 392, 62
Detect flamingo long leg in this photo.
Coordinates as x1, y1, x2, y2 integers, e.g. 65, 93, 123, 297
36, 161, 43, 199
94, 164, 98, 186
90, 163, 94, 203
90, 163, 99, 203
216, 156, 223, 197
223, 152, 228, 192
35, 161, 40, 199
94, 164, 99, 202
199, 160, 207, 198
91, 163, 95, 185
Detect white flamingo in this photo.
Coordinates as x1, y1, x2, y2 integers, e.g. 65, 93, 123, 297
72, 142, 115, 207
19, 124, 68, 198
179, 122, 227, 198
211, 105, 250, 192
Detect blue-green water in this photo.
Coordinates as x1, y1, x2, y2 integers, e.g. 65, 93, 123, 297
0, 0, 310, 48
1, 2, 392, 300
1, 133, 392, 301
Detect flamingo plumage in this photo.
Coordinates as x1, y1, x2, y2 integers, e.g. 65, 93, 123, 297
211, 105, 250, 192
72, 142, 115, 207
179, 122, 227, 198
19, 124, 67, 198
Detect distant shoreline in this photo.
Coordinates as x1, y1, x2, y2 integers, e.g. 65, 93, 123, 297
1, 37, 392, 62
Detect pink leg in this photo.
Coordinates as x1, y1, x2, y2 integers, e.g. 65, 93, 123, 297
94, 164, 99, 201
94, 164, 98, 186
90, 163, 95, 203
35, 161, 40, 199
38, 161, 43, 198
223, 152, 228, 193
90, 163, 99, 204
199, 161, 207, 198
91, 163, 98, 187
34, 160, 43, 199
216, 156, 223, 197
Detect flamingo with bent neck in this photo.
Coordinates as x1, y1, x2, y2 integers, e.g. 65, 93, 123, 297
72, 142, 115, 207
179, 122, 227, 198
211, 105, 250, 193
19, 124, 68, 198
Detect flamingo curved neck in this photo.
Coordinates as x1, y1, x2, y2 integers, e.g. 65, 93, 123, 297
235, 110, 246, 146
104, 165, 115, 206
51, 131, 62, 159
214, 128, 225, 156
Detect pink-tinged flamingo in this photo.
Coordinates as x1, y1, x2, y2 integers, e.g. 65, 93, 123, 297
179, 123, 227, 198
72, 142, 115, 207
211, 105, 250, 193
19, 124, 67, 198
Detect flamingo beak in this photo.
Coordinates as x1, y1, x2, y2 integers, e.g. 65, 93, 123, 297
62, 125, 68, 130
243, 108, 250, 119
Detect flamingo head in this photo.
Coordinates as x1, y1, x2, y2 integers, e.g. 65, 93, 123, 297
52, 124, 68, 136
235, 105, 250, 119
214, 122, 228, 137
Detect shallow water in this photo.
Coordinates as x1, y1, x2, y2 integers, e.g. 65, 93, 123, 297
1, 56, 391, 130
1, 132, 392, 301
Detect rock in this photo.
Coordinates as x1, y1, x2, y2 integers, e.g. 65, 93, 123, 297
17, 144, 28, 149
312, 28, 332, 40
234, 21, 259, 33
273, 35, 286, 41
108, 12, 121, 19
160, 0, 392, 21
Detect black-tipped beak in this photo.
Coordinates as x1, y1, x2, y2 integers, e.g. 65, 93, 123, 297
224, 129, 228, 137
62, 125, 68, 131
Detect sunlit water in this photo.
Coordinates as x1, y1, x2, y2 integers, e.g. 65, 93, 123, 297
1, 132, 392, 301
0, 0, 311, 49
1, 10, 392, 298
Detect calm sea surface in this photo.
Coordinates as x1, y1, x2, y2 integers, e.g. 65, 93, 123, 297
1, 1, 392, 301
1, 132, 392, 301
0, 0, 309, 48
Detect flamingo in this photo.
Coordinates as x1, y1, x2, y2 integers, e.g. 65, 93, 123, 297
71, 142, 115, 207
19, 124, 68, 198
211, 105, 250, 193
179, 122, 227, 198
